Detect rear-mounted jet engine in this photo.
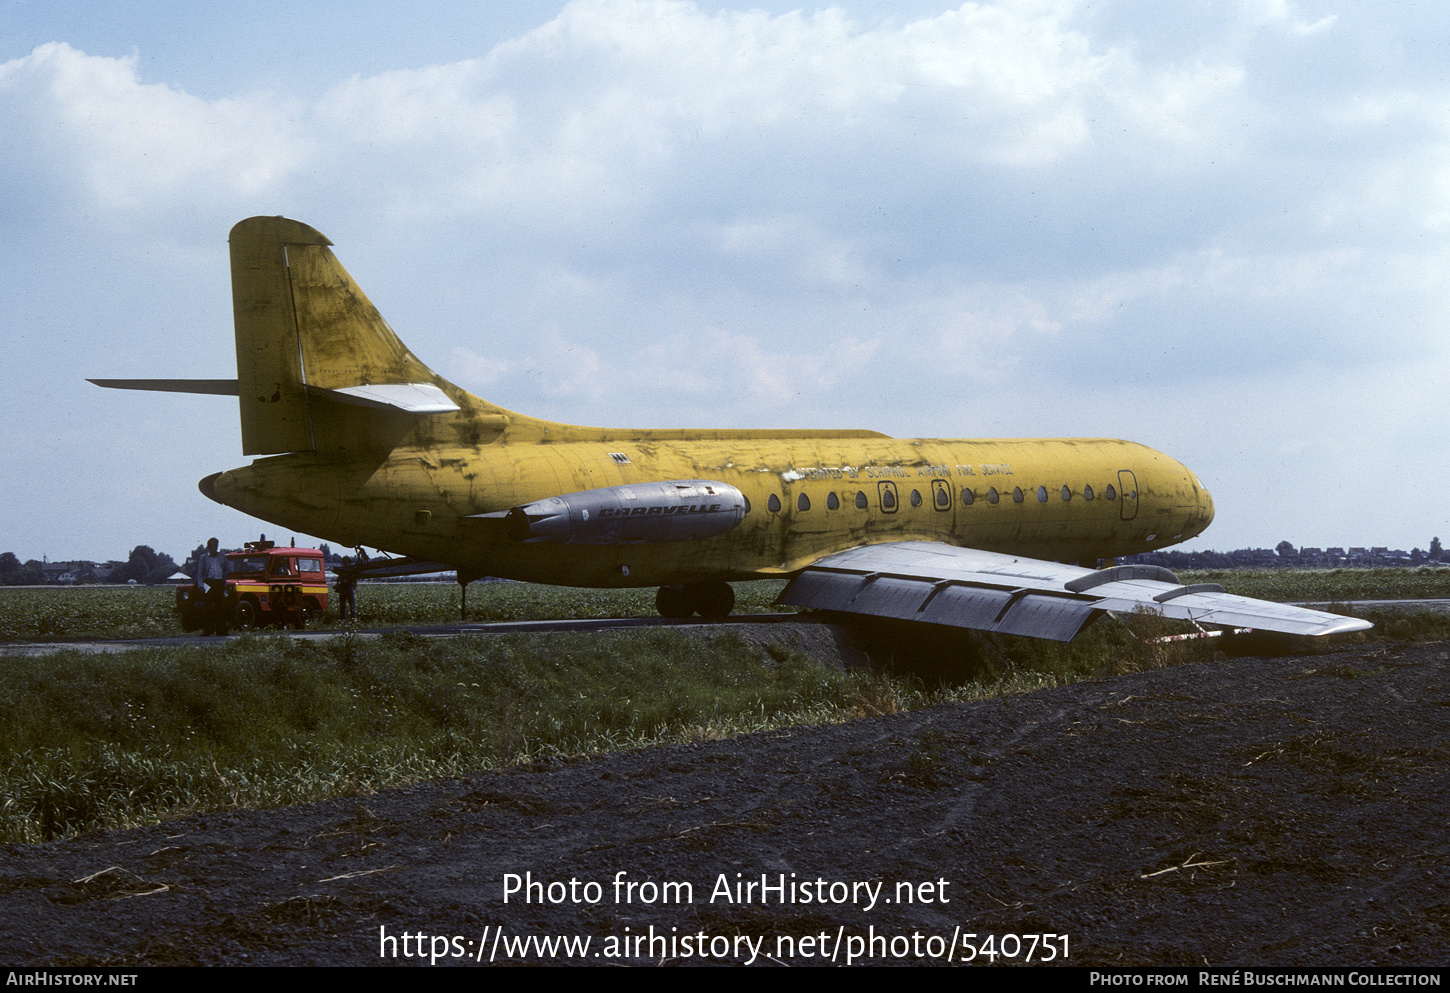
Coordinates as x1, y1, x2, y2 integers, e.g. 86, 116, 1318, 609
503, 480, 746, 544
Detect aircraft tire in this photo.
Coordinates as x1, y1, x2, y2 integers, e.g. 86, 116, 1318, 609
690, 581, 735, 621
656, 585, 693, 619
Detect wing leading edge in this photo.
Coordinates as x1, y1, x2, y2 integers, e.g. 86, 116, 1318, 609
778, 542, 1373, 642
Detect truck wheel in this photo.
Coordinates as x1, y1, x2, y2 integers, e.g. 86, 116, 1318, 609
237, 599, 260, 630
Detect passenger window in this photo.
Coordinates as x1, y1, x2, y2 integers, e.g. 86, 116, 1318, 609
855, 491, 868, 509
1061, 486, 1071, 502
1105, 485, 1117, 501
1084, 485, 1094, 501
827, 492, 840, 510
934, 483, 950, 509
987, 487, 999, 504
1036, 485, 1047, 503
1013, 487, 1024, 503
768, 494, 781, 513
961, 488, 975, 506
879, 481, 898, 512
910, 489, 922, 507
798, 493, 810, 512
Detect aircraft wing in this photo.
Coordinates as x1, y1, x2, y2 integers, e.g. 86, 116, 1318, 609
778, 541, 1372, 641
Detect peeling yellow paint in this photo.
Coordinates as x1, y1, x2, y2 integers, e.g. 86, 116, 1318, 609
205, 217, 1214, 590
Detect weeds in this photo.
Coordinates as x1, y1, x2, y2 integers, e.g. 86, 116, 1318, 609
0, 631, 893, 842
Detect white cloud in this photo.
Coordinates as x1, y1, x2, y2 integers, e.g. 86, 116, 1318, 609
6, 1, 1450, 557
0, 43, 306, 211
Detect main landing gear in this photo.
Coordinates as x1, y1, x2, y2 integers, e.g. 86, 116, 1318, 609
656, 581, 735, 621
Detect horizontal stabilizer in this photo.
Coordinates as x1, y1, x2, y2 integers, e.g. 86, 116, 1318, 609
307, 383, 460, 414
781, 542, 1374, 641
89, 379, 239, 395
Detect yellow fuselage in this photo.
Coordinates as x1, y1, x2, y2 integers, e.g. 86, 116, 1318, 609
208, 434, 1214, 588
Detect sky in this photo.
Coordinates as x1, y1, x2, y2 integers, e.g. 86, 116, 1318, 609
3, 0, 1448, 565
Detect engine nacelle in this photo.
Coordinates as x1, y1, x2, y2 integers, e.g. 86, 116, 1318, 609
507, 480, 746, 544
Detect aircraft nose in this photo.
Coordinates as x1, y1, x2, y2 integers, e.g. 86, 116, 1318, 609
198, 472, 222, 504
1198, 478, 1215, 531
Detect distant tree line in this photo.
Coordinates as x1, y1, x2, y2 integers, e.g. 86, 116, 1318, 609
0, 546, 180, 586
1127, 538, 1447, 570
1, 541, 344, 585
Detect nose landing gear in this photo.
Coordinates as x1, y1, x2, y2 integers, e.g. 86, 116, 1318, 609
655, 581, 736, 620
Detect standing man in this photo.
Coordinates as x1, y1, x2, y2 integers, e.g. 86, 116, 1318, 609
336, 556, 358, 622
195, 538, 231, 636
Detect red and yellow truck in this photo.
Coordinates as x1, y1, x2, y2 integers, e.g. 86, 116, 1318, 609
177, 539, 330, 631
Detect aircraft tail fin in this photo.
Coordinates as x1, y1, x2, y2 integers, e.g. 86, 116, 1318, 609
97, 216, 885, 452
229, 216, 471, 455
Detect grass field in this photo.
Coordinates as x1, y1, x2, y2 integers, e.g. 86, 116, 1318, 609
1, 567, 1448, 643
0, 580, 795, 643
2, 569, 1446, 842
0, 630, 929, 843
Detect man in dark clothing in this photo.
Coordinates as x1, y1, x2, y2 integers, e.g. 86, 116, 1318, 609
194, 538, 231, 636
336, 556, 358, 622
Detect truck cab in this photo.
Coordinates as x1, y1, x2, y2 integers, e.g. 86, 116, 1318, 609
177, 538, 330, 631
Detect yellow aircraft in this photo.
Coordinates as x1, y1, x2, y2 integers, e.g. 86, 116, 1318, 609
92, 216, 1370, 641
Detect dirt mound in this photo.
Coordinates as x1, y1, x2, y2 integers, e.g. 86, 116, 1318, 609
2, 641, 1446, 966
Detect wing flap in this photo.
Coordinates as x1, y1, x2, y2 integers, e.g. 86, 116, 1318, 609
780, 541, 1372, 641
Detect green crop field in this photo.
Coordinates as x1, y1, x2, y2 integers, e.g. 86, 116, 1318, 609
2, 569, 1447, 643
0, 580, 796, 643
